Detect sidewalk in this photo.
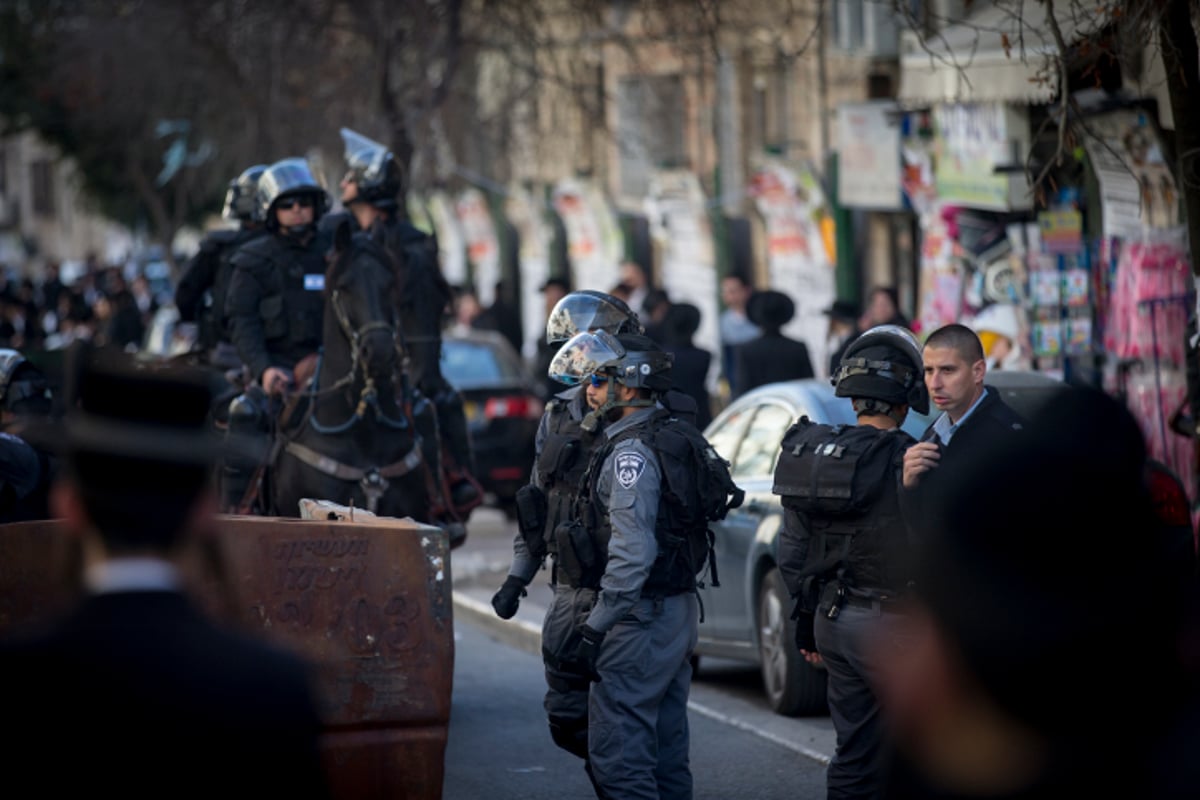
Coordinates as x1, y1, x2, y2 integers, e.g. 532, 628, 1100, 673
448, 508, 837, 765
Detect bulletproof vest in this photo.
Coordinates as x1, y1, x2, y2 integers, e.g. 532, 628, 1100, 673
536, 395, 600, 558
202, 228, 264, 348
568, 409, 739, 594
772, 419, 914, 595
248, 232, 328, 365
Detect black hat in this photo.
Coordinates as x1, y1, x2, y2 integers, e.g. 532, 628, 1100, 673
747, 290, 795, 329
539, 277, 570, 293
27, 344, 220, 466
823, 299, 860, 323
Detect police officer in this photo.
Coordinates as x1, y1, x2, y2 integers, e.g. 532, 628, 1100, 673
175, 164, 267, 369
332, 128, 480, 515
543, 329, 707, 800
491, 290, 646, 797
223, 158, 330, 510
772, 325, 928, 800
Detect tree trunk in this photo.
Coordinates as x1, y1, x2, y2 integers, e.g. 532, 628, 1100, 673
1160, 0, 1200, 277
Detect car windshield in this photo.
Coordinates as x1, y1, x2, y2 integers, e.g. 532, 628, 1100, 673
441, 339, 525, 389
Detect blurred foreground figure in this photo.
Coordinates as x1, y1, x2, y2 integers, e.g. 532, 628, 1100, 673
878, 386, 1200, 799
0, 345, 329, 799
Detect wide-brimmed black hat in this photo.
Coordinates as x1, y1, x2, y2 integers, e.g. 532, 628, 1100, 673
26, 344, 221, 466
747, 290, 795, 329
823, 299, 860, 323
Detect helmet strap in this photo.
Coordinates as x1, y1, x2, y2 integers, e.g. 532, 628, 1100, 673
852, 397, 905, 424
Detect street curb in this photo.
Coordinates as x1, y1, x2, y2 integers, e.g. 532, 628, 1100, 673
453, 591, 543, 658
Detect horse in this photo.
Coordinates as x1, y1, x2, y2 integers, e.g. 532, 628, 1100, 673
265, 220, 430, 521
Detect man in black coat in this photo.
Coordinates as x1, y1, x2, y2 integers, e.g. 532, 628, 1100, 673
0, 345, 329, 799
733, 289, 814, 397
659, 302, 713, 430
900, 323, 1024, 524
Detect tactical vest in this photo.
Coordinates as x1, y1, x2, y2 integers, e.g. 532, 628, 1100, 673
535, 395, 601, 562
772, 419, 914, 603
202, 228, 264, 349
249, 233, 327, 365
564, 409, 741, 594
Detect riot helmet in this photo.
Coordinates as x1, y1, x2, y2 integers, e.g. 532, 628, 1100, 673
340, 128, 402, 209
0, 349, 51, 418
221, 164, 267, 224
832, 324, 929, 415
550, 331, 672, 431
256, 157, 330, 235
545, 290, 645, 345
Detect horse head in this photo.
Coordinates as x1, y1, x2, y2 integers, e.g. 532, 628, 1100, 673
325, 219, 400, 382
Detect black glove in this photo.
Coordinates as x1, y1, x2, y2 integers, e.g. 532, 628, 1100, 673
793, 610, 817, 653
491, 575, 528, 620
565, 624, 605, 683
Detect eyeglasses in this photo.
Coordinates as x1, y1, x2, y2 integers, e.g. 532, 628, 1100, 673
589, 374, 610, 387
277, 196, 315, 211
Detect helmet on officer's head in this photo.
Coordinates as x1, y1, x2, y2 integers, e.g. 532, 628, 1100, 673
340, 128, 402, 210
548, 330, 672, 392
256, 158, 330, 229
221, 164, 267, 223
832, 324, 929, 415
545, 290, 645, 345
0, 349, 51, 418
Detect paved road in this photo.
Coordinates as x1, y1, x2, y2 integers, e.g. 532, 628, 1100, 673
445, 615, 830, 799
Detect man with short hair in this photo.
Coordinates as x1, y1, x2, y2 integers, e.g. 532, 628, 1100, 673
0, 345, 329, 798
718, 273, 759, 386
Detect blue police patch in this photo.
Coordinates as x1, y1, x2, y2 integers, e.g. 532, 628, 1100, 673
304, 273, 325, 291
615, 451, 646, 489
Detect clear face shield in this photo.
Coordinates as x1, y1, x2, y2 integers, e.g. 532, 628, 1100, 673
547, 330, 626, 386
340, 128, 388, 183
544, 292, 642, 345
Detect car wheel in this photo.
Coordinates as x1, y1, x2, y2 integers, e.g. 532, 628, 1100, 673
758, 568, 827, 716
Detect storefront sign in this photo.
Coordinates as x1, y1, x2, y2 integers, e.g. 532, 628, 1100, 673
837, 102, 903, 210
934, 103, 1031, 212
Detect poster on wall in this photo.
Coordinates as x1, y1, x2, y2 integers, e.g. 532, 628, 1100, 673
506, 184, 552, 361
425, 190, 468, 290
552, 178, 622, 294
645, 169, 721, 389
748, 160, 837, 375
456, 188, 500, 308
934, 103, 1031, 212
915, 205, 961, 333
1083, 110, 1180, 238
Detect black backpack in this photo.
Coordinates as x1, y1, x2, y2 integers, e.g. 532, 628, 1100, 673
772, 418, 904, 517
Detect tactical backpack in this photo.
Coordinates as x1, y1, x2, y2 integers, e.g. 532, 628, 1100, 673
772, 417, 912, 607
566, 410, 744, 594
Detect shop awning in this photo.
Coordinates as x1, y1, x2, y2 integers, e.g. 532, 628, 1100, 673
898, 2, 1100, 106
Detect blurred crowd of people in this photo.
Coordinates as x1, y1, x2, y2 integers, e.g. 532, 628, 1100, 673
0, 254, 162, 354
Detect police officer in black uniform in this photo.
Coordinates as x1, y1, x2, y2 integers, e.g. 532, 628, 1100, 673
331, 128, 480, 518
541, 329, 727, 800
175, 164, 267, 370
772, 325, 928, 800
491, 291, 645, 797
222, 158, 330, 510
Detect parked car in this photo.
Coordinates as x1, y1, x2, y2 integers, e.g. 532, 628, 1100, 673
440, 329, 543, 515
695, 370, 1067, 716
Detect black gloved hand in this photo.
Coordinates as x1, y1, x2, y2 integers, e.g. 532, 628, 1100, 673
572, 624, 605, 683
491, 575, 528, 620
793, 610, 817, 653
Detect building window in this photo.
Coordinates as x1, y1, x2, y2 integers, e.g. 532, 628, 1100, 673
617, 74, 686, 198
31, 160, 54, 217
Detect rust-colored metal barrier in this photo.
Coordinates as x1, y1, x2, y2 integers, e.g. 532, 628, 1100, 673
0, 515, 454, 800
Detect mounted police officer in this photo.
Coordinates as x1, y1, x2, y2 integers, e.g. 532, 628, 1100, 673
222, 157, 330, 511
330, 127, 481, 521
772, 324, 928, 800
535, 329, 736, 800
175, 164, 267, 370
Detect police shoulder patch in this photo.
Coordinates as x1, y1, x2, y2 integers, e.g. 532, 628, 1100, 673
615, 449, 647, 489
